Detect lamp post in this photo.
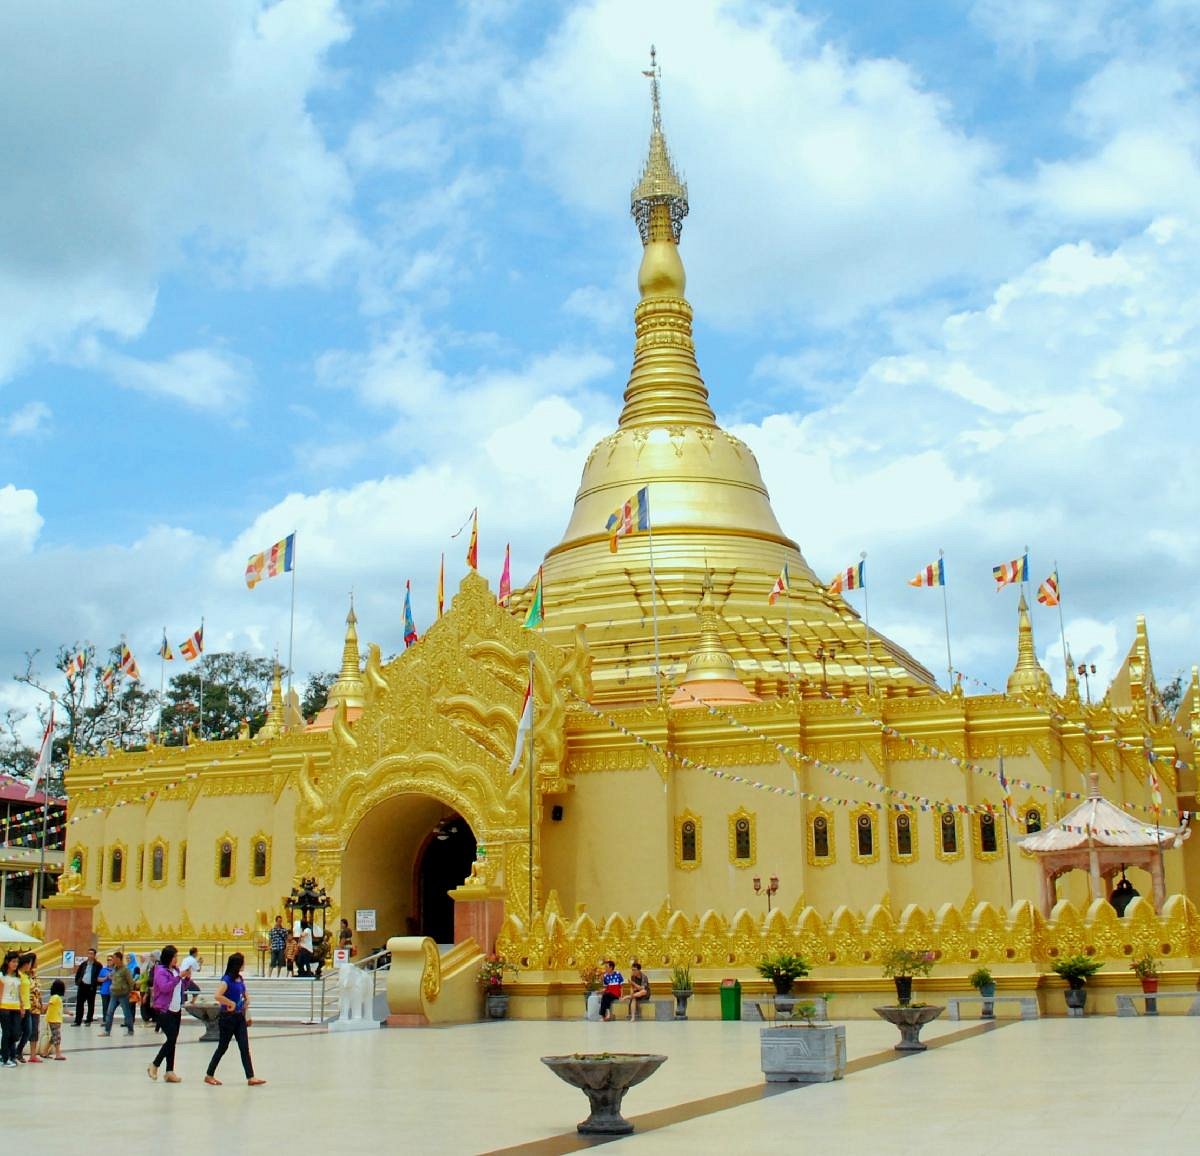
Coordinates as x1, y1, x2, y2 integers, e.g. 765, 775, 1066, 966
1077, 662, 1097, 704
752, 873, 780, 913
815, 645, 837, 693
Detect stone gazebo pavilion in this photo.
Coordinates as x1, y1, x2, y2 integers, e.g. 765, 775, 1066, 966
1020, 774, 1189, 917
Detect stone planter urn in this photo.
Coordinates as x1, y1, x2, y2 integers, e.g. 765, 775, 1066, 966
541, 1053, 667, 1135
874, 1005, 944, 1051
760, 1024, 846, 1083
485, 991, 510, 1020
892, 976, 913, 1006
671, 988, 693, 1019
184, 1001, 222, 1042
1063, 987, 1087, 1016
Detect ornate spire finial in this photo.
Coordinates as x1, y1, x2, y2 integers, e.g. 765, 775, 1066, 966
1007, 593, 1052, 696
327, 595, 367, 712
631, 46, 688, 245
643, 44, 662, 131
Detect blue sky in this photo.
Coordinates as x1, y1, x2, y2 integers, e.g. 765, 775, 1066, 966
3, 0, 1199, 734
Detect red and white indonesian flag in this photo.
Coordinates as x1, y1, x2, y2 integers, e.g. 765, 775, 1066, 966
26, 700, 54, 799
508, 676, 533, 775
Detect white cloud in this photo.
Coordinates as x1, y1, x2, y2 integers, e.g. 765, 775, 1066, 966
81, 343, 255, 413
0, 485, 43, 555
3, 402, 51, 438
0, 0, 360, 382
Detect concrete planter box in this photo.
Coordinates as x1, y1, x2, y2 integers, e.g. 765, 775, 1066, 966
760, 1024, 846, 1084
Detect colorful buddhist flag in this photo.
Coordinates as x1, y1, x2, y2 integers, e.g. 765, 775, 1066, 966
606, 486, 650, 552
993, 552, 1029, 590
1037, 571, 1060, 607
159, 632, 174, 661
908, 557, 946, 587
64, 651, 87, 680
25, 700, 54, 800
508, 673, 533, 774
498, 544, 512, 606
829, 560, 866, 595
245, 533, 296, 589
403, 580, 419, 648
438, 553, 445, 619
100, 665, 118, 694
1148, 753, 1163, 815
119, 643, 140, 681
998, 760, 1018, 824
466, 509, 478, 570
523, 566, 544, 629
179, 625, 204, 662
768, 565, 789, 606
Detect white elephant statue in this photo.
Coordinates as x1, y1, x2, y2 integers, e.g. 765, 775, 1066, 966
337, 962, 374, 1023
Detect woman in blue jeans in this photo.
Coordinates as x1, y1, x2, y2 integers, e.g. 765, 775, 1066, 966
203, 953, 266, 1087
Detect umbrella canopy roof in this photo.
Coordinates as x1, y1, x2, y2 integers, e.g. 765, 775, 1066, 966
1020, 774, 1181, 853
0, 922, 40, 944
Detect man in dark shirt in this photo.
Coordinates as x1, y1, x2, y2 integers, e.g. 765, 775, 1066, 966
73, 948, 99, 1026
268, 917, 288, 977
599, 960, 624, 1021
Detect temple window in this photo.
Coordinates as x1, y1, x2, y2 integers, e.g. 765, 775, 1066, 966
894, 813, 913, 857
941, 813, 958, 855
728, 808, 756, 867
137, 844, 144, 886
681, 821, 697, 862
1024, 808, 1042, 834
151, 844, 165, 884
850, 809, 878, 864
675, 811, 702, 870
216, 836, 236, 884
251, 835, 270, 882
813, 815, 829, 859
979, 813, 998, 854
180, 841, 187, 883
857, 814, 873, 857
110, 848, 123, 885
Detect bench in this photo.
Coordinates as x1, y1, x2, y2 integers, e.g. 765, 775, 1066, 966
1115, 991, 1200, 1017
623, 996, 661, 1021
947, 996, 1038, 1021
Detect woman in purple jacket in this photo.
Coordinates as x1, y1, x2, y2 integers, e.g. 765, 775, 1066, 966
147, 945, 185, 1083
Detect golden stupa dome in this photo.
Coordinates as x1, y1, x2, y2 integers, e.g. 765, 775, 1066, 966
515, 51, 936, 704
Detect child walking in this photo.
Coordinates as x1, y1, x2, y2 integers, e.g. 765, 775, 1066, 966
45, 979, 66, 1060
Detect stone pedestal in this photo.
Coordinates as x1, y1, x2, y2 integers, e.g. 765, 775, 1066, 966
760, 1024, 847, 1083
42, 894, 99, 953
450, 891, 505, 952
874, 1004, 945, 1051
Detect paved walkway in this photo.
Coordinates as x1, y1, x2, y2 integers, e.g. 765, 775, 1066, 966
5, 1014, 1199, 1152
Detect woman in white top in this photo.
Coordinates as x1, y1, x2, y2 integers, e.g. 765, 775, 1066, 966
0, 953, 22, 1066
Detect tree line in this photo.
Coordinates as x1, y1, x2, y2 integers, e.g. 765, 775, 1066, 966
2, 644, 337, 783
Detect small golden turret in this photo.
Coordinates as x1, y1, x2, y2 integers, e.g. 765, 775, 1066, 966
325, 598, 367, 712
256, 662, 286, 740
1064, 649, 1081, 703
1007, 594, 1052, 696
670, 574, 759, 708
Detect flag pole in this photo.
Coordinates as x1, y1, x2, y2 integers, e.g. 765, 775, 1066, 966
861, 550, 873, 696
158, 629, 166, 744
939, 548, 953, 689
645, 489, 661, 703
197, 615, 205, 740
34, 692, 55, 914
287, 536, 297, 696
785, 581, 792, 690
1053, 560, 1070, 689
527, 649, 535, 923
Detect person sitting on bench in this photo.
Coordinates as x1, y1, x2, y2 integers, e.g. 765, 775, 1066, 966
599, 960, 623, 1021
623, 962, 651, 1019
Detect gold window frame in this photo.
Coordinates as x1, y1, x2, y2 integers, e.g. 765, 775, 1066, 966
889, 809, 919, 864
806, 805, 835, 866
179, 840, 188, 884
249, 832, 272, 884
934, 810, 964, 863
850, 805, 879, 865
107, 841, 128, 890
972, 804, 1005, 862
674, 811, 702, 871
148, 839, 169, 888
136, 842, 145, 888
1018, 797, 1044, 835
727, 807, 756, 868
214, 834, 237, 885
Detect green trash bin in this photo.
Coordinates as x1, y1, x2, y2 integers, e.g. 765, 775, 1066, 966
719, 978, 742, 1020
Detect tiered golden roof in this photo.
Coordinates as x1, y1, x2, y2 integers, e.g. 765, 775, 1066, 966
514, 50, 936, 703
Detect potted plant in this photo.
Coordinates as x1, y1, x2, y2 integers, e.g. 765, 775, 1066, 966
1051, 954, 1103, 1014
670, 964, 693, 1020
579, 964, 603, 1017
755, 952, 810, 996
479, 953, 518, 1019
881, 947, 935, 1007
968, 967, 996, 1018
1130, 955, 1160, 994
759, 1006, 847, 1083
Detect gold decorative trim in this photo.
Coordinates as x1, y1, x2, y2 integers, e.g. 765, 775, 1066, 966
214, 834, 237, 885
934, 810, 964, 862
148, 839, 169, 888
107, 841, 128, 890
971, 804, 1005, 862
674, 810, 701, 870
806, 805, 835, 866
889, 810, 919, 864
728, 806, 756, 868
850, 805, 878, 865
249, 831, 272, 884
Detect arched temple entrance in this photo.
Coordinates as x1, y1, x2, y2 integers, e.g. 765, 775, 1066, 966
340, 793, 478, 948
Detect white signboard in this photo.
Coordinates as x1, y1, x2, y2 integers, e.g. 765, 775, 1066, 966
63, 950, 76, 969
355, 909, 376, 932
334, 948, 351, 967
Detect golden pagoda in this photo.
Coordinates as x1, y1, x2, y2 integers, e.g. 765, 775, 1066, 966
59, 52, 1200, 1016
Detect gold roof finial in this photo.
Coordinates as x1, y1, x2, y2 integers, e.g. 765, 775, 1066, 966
1007, 593, 1052, 696
1065, 648, 1080, 703
631, 45, 688, 244
257, 660, 286, 740
326, 595, 367, 712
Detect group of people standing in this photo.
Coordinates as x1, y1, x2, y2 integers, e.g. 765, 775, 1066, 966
0, 951, 65, 1065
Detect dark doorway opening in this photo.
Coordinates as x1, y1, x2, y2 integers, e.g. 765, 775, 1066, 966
417, 816, 476, 944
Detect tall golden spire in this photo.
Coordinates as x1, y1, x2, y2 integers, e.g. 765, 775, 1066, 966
622, 46, 714, 429
1064, 648, 1080, 703
1007, 594, 1052, 696
325, 596, 367, 712
257, 661, 286, 741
